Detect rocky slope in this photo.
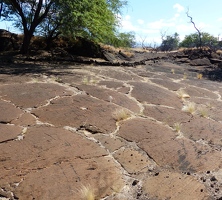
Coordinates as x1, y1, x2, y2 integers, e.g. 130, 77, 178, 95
0, 51, 222, 199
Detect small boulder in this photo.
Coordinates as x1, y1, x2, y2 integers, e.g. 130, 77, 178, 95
190, 57, 211, 66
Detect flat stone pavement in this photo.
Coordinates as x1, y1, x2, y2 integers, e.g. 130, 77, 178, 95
1, 58, 222, 200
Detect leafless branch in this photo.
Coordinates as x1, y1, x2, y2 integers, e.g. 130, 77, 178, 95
186, 8, 202, 48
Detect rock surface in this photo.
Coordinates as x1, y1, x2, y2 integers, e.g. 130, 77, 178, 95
0, 51, 222, 199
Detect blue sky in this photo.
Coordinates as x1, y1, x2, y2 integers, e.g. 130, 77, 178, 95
119, 0, 222, 46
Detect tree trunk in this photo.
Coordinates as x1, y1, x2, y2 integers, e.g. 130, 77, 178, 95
20, 31, 33, 54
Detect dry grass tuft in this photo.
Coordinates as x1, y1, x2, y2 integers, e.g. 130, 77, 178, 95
82, 76, 98, 85
197, 73, 203, 79
183, 73, 187, 80
176, 89, 190, 100
112, 108, 131, 121
197, 106, 208, 118
101, 44, 135, 58
216, 49, 222, 54
182, 102, 196, 114
173, 122, 181, 133
79, 184, 95, 200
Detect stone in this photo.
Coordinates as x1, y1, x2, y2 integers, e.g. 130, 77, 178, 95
77, 84, 140, 113
190, 58, 211, 66
0, 100, 24, 123
0, 126, 124, 199
32, 95, 118, 134
0, 83, 73, 108
130, 82, 183, 108
113, 147, 156, 174
143, 171, 210, 200
0, 124, 22, 143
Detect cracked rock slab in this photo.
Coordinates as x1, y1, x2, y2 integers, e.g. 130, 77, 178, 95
150, 78, 185, 91
181, 117, 222, 145
143, 171, 210, 200
130, 82, 183, 108
0, 126, 124, 199
93, 134, 125, 152
0, 100, 24, 123
14, 157, 124, 200
113, 147, 156, 174
77, 84, 140, 113
11, 112, 36, 126
184, 86, 218, 99
0, 83, 73, 108
89, 67, 142, 81
0, 124, 22, 143
143, 105, 191, 126
118, 118, 222, 172
32, 95, 118, 133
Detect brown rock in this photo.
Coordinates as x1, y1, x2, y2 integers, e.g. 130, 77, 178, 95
0, 83, 73, 108
150, 78, 185, 91
130, 82, 182, 108
118, 118, 222, 172
0, 124, 22, 143
0, 100, 24, 123
113, 147, 156, 174
0, 126, 124, 199
181, 117, 222, 145
93, 134, 125, 152
98, 80, 124, 89
77, 84, 140, 113
190, 58, 211, 66
184, 86, 218, 99
11, 112, 36, 126
32, 95, 118, 134
89, 67, 142, 81
143, 105, 191, 126
143, 171, 210, 200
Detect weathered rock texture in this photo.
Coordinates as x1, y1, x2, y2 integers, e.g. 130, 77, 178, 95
0, 52, 222, 200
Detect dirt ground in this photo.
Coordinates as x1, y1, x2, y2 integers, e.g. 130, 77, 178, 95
1, 50, 222, 200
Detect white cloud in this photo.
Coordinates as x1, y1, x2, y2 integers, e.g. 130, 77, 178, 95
137, 19, 144, 25
218, 17, 222, 21
175, 24, 193, 33
174, 13, 180, 18
120, 15, 138, 31
173, 3, 184, 13
125, 15, 131, 20
148, 19, 175, 30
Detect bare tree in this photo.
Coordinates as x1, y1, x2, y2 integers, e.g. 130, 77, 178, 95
186, 9, 202, 48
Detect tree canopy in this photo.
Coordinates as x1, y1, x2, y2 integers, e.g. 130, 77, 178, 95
180, 32, 219, 48
0, 0, 130, 53
160, 32, 180, 51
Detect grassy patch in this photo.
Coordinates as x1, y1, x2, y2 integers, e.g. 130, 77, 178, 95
197, 106, 208, 118
176, 89, 190, 100
79, 184, 95, 200
182, 102, 196, 115
112, 108, 131, 121
173, 122, 181, 133
197, 73, 203, 79
82, 76, 98, 85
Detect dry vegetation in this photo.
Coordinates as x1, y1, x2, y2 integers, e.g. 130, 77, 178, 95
112, 108, 132, 121
182, 102, 196, 114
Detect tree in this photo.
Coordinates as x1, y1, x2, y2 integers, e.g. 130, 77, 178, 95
160, 32, 180, 51
180, 32, 218, 48
1, 0, 54, 53
111, 31, 136, 48
186, 9, 202, 48
0, 0, 128, 53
